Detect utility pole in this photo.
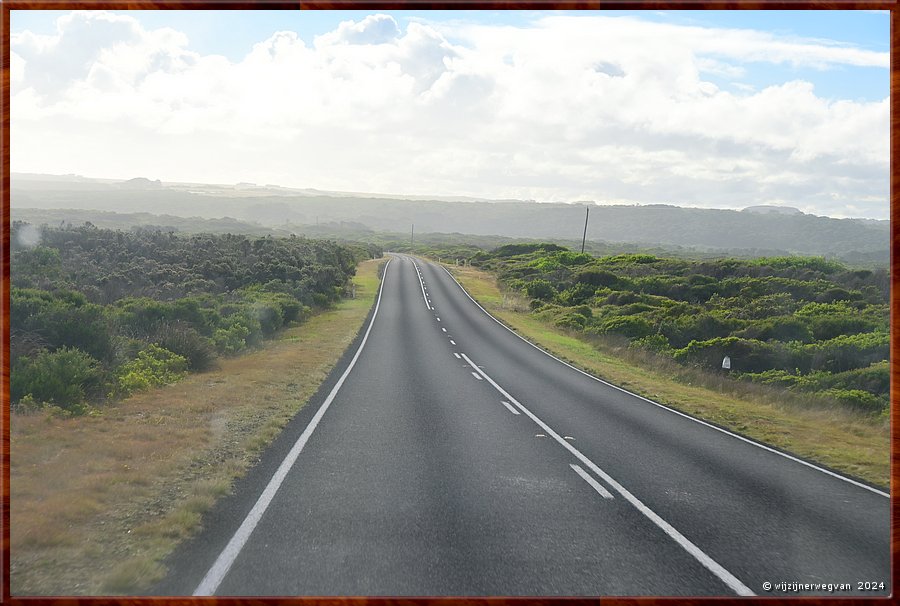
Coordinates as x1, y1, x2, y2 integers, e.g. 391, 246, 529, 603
581, 206, 590, 254
411, 223, 414, 246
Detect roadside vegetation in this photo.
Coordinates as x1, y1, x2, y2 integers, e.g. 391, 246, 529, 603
11, 253, 384, 595
10, 222, 379, 415
434, 244, 888, 487
468, 244, 889, 413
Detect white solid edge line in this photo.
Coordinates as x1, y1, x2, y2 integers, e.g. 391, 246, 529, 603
193, 258, 393, 596
412, 260, 432, 310
570, 464, 614, 499
442, 266, 889, 499
500, 401, 521, 415
460, 353, 754, 597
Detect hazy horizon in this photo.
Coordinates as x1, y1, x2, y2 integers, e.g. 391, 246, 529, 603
11, 10, 889, 219
11, 170, 888, 222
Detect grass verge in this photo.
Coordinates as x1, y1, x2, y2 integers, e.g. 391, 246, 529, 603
446, 263, 889, 488
10, 259, 384, 596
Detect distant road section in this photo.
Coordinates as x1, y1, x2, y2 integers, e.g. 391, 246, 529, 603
158, 254, 889, 597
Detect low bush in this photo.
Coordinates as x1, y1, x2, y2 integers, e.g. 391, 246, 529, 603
154, 322, 216, 372
525, 279, 557, 301
114, 345, 188, 397
11, 347, 103, 412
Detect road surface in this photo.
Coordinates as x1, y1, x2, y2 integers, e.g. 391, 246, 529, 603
156, 254, 890, 597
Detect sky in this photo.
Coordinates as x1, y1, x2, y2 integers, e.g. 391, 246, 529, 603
9, 10, 891, 219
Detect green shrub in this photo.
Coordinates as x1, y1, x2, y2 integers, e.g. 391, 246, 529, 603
673, 337, 777, 373
816, 288, 859, 303
803, 332, 889, 373
574, 269, 620, 288
493, 243, 565, 257
12, 288, 115, 362
662, 312, 735, 348
820, 388, 886, 413
630, 333, 672, 354
732, 293, 798, 320
525, 279, 557, 301
154, 322, 216, 371
598, 316, 654, 339
604, 253, 659, 264
558, 283, 596, 306
742, 369, 802, 389
605, 291, 642, 305
822, 361, 889, 395
11, 347, 102, 413
114, 344, 188, 397
528, 257, 562, 272
116, 297, 174, 338
619, 303, 655, 316
735, 317, 813, 343
554, 312, 588, 330
213, 322, 251, 355
554, 251, 592, 266
795, 302, 879, 340
14, 393, 45, 414
572, 305, 593, 318
752, 256, 844, 275
250, 302, 284, 337
280, 300, 304, 323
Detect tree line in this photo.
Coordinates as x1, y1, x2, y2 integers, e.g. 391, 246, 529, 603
11, 223, 379, 414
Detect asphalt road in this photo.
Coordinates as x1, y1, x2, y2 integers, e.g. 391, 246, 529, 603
156, 254, 890, 597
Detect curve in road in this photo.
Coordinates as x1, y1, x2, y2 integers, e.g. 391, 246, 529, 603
156, 254, 889, 597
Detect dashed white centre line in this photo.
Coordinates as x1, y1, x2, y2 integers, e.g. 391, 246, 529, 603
571, 464, 614, 500
437, 317, 441, 321
450, 340, 456, 345
412, 260, 431, 310
500, 401, 520, 415
453, 353, 461, 359
471, 372, 483, 381
442, 327, 447, 332
441, 265, 887, 500
459, 352, 754, 597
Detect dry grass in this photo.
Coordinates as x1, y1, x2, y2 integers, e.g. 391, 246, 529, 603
10, 259, 383, 596
447, 263, 889, 488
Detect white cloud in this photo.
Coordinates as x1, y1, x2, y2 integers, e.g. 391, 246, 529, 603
316, 13, 401, 46
10, 51, 25, 87
10, 11, 889, 219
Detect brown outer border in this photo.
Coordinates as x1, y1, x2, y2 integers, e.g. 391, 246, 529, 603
0, 2, 895, 605
1, 3, 8, 605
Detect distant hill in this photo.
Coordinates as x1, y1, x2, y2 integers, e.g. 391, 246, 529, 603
742, 205, 804, 216
118, 177, 162, 190
11, 174, 887, 264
